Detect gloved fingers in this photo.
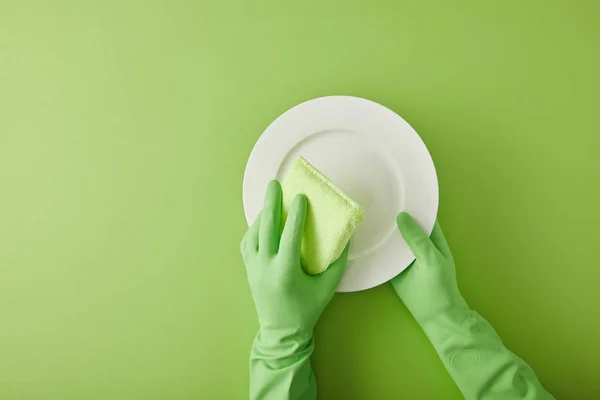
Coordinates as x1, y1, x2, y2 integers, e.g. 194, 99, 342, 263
429, 220, 453, 260
396, 212, 440, 263
320, 242, 350, 289
280, 194, 307, 259
243, 213, 261, 255
259, 180, 283, 255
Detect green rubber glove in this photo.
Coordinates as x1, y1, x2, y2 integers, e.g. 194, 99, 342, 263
392, 212, 554, 399
241, 180, 349, 400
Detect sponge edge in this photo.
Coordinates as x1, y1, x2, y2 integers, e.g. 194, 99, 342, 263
281, 157, 365, 275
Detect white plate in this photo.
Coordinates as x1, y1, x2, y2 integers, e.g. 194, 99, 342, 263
243, 96, 438, 292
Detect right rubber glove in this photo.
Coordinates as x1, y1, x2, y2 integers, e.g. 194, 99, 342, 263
391, 212, 554, 400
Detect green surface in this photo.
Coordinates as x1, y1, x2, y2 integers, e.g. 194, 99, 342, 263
0, 1, 599, 399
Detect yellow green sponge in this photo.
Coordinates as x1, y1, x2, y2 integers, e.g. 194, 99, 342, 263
282, 157, 365, 275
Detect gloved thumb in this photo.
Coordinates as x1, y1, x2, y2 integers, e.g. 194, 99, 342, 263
396, 212, 436, 262
320, 242, 350, 290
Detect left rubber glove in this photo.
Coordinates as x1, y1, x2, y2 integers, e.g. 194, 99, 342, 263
241, 180, 349, 400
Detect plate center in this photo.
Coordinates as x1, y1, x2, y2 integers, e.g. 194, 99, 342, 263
277, 129, 403, 259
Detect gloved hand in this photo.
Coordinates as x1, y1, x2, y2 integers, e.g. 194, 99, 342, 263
241, 180, 348, 400
391, 212, 554, 400
241, 180, 349, 339
391, 212, 467, 324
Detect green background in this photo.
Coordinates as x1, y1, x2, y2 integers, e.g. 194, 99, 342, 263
1, 1, 599, 399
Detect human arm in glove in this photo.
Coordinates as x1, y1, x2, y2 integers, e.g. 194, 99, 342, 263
240, 181, 349, 400
391, 212, 554, 400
